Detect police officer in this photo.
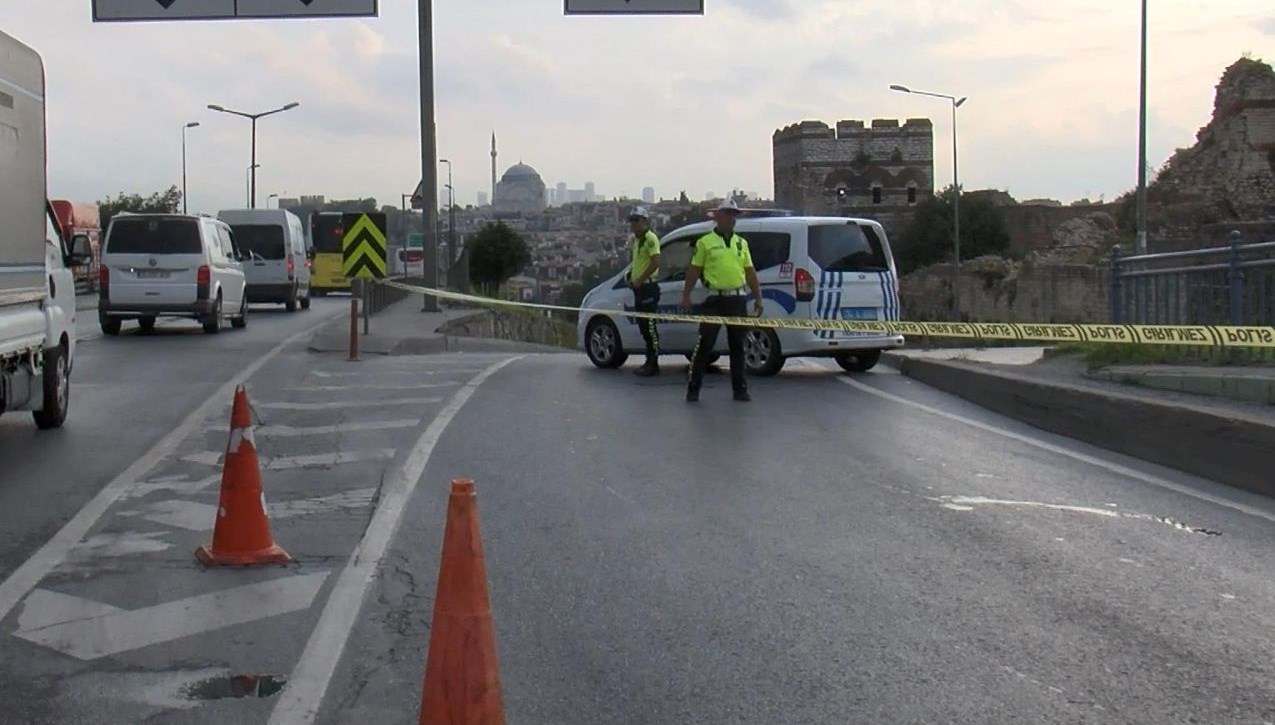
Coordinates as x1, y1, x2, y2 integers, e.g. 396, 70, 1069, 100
627, 207, 662, 376
679, 198, 763, 402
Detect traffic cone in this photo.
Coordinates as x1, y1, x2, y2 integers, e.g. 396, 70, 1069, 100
195, 385, 291, 567
419, 478, 506, 725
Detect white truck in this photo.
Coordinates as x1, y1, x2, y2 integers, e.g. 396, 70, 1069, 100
1, 30, 80, 429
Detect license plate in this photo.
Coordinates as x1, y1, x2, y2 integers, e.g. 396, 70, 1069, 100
840, 307, 878, 320
136, 270, 170, 279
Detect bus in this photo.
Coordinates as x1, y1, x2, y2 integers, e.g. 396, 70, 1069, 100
308, 211, 350, 295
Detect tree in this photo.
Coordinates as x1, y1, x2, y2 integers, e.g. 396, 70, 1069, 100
468, 221, 531, 295
97, 186, 183, 228
660, 201, 713, 235
897, 186, 1011, 274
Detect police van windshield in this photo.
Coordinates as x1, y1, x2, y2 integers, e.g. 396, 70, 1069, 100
106, 217, 201, 255
229, 224, 286, 260
807, 223, 889, 272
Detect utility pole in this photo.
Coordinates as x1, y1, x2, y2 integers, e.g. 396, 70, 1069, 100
418, 0, 440, 312
1135, 0, 1149, 255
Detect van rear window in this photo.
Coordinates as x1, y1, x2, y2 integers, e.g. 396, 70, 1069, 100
744, 232, 791, 271
106, 218, 201, 255
807, 223, 889, 272
230, 225, 286, 260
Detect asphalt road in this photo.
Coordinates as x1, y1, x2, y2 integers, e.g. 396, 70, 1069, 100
3, 335, 1275, 724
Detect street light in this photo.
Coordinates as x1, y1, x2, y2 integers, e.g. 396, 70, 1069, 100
267, 193, 279, 208
245, 164, 260, 207
891, 84, 967, 321
1136, 0, 1148, 255
439, 158, 455, 271
181, 121, 200, 214
207, 101, 300, 209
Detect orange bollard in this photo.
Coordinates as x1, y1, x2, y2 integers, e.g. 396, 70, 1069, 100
195, 385, 291, 566
419, 479, 506, 725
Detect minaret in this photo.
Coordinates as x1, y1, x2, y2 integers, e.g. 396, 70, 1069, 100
490, 131, 497, 207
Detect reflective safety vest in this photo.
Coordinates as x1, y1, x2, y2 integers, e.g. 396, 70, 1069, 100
629, 230, 660, 284
692, 229, 753, 290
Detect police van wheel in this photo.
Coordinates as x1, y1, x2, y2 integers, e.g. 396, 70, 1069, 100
744, 328, 784, 377
585, 317, 628, 369
835, 350, 881, 373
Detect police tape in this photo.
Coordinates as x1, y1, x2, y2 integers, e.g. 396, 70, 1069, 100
378, 279, 1275, 349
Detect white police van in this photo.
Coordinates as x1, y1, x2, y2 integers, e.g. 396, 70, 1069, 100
577, 213, 905, 375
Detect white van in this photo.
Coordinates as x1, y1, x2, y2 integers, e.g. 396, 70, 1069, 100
99, 214, 248, 335
216, 209, 311, 311
577, 215, 906, 375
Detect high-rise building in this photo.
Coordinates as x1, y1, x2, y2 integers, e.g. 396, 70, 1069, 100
642, 187, 655, 204
556, 182, 567, 206
584, 181, 596, 202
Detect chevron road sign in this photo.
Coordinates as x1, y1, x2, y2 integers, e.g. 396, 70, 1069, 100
342, 213, 388, 280
92, 0, 378, 22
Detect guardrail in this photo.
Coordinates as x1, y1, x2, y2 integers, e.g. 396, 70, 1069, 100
1110, 230, 1275, 362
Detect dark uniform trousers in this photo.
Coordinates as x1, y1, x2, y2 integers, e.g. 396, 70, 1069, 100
632, 282, 660, 363
687, 293, 748, 394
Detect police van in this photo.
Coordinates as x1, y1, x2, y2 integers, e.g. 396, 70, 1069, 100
577, 213, 905, 375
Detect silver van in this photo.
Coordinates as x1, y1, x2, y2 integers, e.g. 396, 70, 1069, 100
216, 209, 311, 312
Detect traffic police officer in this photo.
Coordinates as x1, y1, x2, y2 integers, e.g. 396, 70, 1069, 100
627, 207, 662, 376
679, 198, 763, 402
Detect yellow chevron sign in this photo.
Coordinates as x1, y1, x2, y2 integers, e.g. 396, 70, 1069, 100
341, 213, 387, 279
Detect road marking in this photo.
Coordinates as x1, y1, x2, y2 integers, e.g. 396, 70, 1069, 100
14, 572, 330, 661
121, 489, 380, 531
311, 369, 483, 378
254, 397, 444, 411
286, 383, 461, 392
269, 355, 523, 725
0, 312, 343, 622
207, 419, 419, 437
66, 531, 173, 560
179, 448, 397, 470
818, 362, 1275, 525
123, 475, 222, 499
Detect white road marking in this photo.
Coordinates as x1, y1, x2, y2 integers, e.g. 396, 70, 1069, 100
123, 475, 221, 499
65, 531, 173, 560
254, 397, 444, 411
286, 382, 461, 392
207, 419, 419, 437
179, 448, 397, 470
816, 362, 1275, 525
268, 355, 523, 725
121, 489, 380, 532
15, 571, 330, 661
311, 369, 483, 378
0, 314, 342, 622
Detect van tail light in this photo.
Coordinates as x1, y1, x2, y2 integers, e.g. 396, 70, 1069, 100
795, 267, 815, 302
287, 257, 295, 280
196, 265, 211, 300
99, 266, 109, 299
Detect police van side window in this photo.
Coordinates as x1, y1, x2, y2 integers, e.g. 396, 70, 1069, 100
807, 223, 889, 272
655, 237, 695, 282
743, 232, 791, 271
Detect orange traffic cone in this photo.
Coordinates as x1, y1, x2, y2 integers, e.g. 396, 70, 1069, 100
195, 385, 292, 567
419, 478, 506, 725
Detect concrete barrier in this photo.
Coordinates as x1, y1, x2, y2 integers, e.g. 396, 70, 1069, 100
886, 354, 1275, 497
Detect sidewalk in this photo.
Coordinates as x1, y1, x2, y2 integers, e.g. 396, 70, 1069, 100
307, 297, 572, 356
882, 347, 1275, 497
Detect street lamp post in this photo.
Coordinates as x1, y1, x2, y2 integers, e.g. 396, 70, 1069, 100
182, 122, 199, 214
207, 101, 300, 209
891, 84, 967, 321
267, 193, 279, 209
417, 0, 440, 312
439, 158, 454, 270
1136, 0, 1148, 255
245, 164, 260, 207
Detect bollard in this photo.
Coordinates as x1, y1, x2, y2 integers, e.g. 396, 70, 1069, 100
1228, 230, 1244, 326
362, 280, 370, 336
349, 297, 359, 361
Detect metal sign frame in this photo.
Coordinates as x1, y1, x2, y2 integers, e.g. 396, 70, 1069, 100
91, 0, 379, 23
564, 0, 703, 15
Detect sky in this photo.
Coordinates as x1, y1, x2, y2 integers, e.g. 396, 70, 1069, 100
1, 1, 1271, 215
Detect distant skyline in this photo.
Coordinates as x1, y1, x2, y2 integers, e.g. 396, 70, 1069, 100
1, 1, 1270, 214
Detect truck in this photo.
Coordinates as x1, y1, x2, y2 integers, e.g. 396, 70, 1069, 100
1, 29, 82, 429
51, 199, 101, 294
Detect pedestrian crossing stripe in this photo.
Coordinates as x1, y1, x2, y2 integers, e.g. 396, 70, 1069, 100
342, 213, 388, 279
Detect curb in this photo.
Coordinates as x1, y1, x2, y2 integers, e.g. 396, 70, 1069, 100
882, 352, 1275, 497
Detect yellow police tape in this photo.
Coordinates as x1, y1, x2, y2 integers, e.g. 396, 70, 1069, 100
379, 279, 1275, 349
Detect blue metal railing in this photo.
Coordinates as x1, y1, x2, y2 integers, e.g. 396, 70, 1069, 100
1110, 231, 1275, 326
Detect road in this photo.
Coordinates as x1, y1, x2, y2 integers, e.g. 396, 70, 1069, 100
2, 328, 1275, 724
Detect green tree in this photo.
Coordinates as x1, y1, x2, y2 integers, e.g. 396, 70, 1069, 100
898, 186, 1011, 273
97, 186, 183, 228
468, 221, 531, 295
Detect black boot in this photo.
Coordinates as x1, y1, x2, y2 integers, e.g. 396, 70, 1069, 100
633, 357, 660, 377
